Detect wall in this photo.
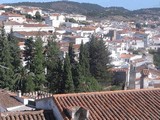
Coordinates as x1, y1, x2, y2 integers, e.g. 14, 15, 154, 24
7, 105, 25, 111
52, 100, 64, 120
36, 97, 53, 110
0, 106, 6, 112
75, 37, 90, 44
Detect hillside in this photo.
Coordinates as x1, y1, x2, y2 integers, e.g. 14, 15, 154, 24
6, 1, 105, 17
5, 1, 160, 20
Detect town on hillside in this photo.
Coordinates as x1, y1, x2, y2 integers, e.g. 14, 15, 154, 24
0, 3, 160, 120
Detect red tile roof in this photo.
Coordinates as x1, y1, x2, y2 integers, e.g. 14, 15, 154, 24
0, 89, 22, 109
23, 23, 49, 27
4, 21, 22, 25
2, 13, 25, 17
149, 68, 160, 76
53, 88, 160, 120
136, 65, 147, 72
120, 54, 134, 59
141, 68, 160, 77
0, 110, 55, 120
72, 27, 96, 31
15, 31, 51, 37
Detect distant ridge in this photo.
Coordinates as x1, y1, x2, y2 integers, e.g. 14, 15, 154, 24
5, 1, 160, 19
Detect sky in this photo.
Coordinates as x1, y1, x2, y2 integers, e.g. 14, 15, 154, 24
0, 0, 160, 10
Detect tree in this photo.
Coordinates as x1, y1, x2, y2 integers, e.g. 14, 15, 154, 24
32, 36, 46, 90
0, 27, 14, 90
24, 37, 34, 72
68, 42, 76, 66
25, 14, 32, 19
45, 38, 62, 93
74, 42, 101, 92
79, 42, 90, 76
153, 48, 160, 67
88, 36, 112, 85
35, 11, 42, 21
23, 72, 35, 93
62, 54, 74, 93
65, 18, 77, 23
8, 29, 22, 73
136, 23, 142, 29
55, 59, 63, 93
14, 67, 35, 93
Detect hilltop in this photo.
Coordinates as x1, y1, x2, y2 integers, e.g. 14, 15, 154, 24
5, 1, 160, 20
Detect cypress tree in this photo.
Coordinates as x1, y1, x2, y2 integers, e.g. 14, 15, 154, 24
56, 59, 63, 93
46, 38, 61, 93
23, 72, 35, 93
24, 37, 34, 72
79, 42, 90, 76
32, 36, 46, 90
68, 42, 76, 65
74, 42, 101, 92
0, 27, 14, 90
8, 29, 21, 73
154, 48, 160, 67
88, 36, 112, 85
62, 54, 74, 93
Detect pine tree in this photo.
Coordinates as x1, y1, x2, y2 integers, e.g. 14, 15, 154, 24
62, 54, 74, 93
88, 36, 112, 85
32, 36, 46, 90
0, 27, 14, 90
46, 38, 61, 93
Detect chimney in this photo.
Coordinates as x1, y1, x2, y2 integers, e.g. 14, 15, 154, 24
17, 90, 22, 98
65, 106, 89, 120
140, 69, 149, 89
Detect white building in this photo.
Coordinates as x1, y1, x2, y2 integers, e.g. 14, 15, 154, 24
0, 10, 5, 15
3, 22, 55, 33
13, 31, 52, 45
66, 14, 86, 21
45, 13, 65, 27
63, 36, 90, 44
21, 7, 43, 16
0, 13, 26, 23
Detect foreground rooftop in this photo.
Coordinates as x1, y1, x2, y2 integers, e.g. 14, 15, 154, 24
53, 88, 160, 120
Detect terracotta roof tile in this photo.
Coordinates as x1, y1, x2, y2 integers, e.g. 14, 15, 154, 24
2, 13, 25, 17
0, 110, 55, 120
23, 24, 49, 27
53, 88, 160, 120
149, 68, 160, 76
0, 89, 22, 109
120, 54, 134, 59
72, 27, 95, 31
15, 31, 51, 37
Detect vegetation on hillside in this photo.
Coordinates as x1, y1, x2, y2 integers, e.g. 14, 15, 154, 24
6, 1, 160, 19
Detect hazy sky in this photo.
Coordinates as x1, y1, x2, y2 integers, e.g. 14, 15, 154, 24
1, 0, 160, 10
